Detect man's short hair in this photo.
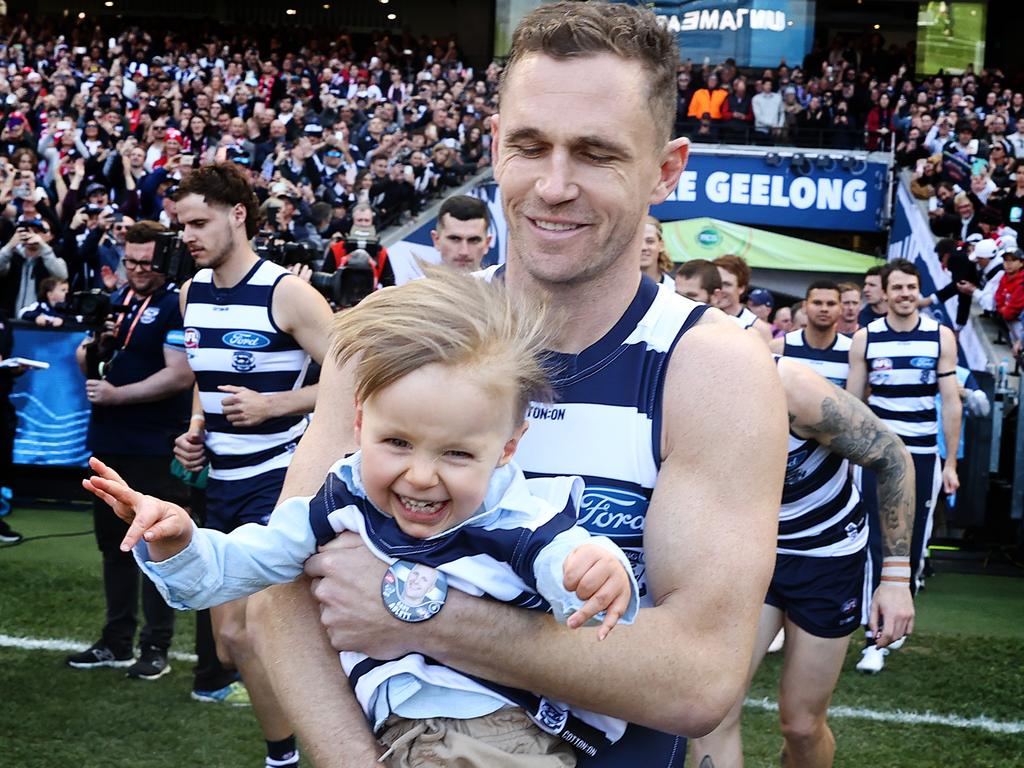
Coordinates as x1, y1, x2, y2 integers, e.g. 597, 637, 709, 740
176, 162, 261, 239
864, 265, 883, 281
675, 259, 721, 294
501, 0, 678, 145
805, 279, 840, 299
437, 195, 489, 228
837, 281, 860, 296
124, 220, 168, 244
953, 192, 972, 208
713, 254, 751, 289
881, 258, 920, 290
352, 203, 374, 220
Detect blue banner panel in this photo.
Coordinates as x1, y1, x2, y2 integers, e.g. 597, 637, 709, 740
613, 0, 815, 69
650, 152, 889, 231
9, 325, 90, 467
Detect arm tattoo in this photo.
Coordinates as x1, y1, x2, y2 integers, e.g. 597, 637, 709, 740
799, 391, 914, 558
699, 756, 716, 768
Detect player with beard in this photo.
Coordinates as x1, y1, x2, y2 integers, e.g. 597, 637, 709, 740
770, 280, 852, 388
172, 163, 334, 768
246, 3, 787, 766
847, 258, 961, 674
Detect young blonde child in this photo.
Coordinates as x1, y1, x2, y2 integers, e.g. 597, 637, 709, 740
84, 270, 639, 766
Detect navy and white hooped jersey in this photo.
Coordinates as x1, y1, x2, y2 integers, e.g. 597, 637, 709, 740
782, 330, 852, 388
184, 259, 311, 480
864, 315, 941, 455
775, 357, 865, 557
494, 272, 709, 605
730, 305, 759, 330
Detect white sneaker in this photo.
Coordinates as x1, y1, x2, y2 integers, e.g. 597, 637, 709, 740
856, 645, 889, 673
767, 628, 785, 653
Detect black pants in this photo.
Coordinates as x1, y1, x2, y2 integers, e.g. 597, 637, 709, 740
188, 485, 238, 692
92, 453, 181, 655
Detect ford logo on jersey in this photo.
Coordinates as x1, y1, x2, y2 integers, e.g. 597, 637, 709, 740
222, 331, 271, 349
578, 486, 648, 538
909, 357, 935, 370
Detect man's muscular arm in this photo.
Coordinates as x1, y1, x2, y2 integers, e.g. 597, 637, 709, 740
783, 358, 916, 645
303, 320, 786, 736
245, 356, 382, 767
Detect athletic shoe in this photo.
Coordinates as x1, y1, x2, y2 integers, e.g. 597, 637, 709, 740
66, 642, 134, 669
767, 628, 785, 653
887, 635, 907, 651
855, 645, 889, 673
191, 680, 250, 706
0, 518, 22, 544
126, 647, 171, 680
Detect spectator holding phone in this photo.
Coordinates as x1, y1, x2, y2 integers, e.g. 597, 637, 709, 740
0, 217, 67, 317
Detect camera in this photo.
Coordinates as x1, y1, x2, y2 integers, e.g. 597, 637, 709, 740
308, 248, 376, 308
255, 237, 322, 268
151, 231, 197, 285
63, 289, 131, 378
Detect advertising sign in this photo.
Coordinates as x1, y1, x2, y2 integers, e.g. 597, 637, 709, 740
9, 325, 90, 467
625, 0, 815, 69
651, 151, 889, 231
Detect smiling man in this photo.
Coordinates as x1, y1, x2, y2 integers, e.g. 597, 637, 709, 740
847, 258, 961, 674
249, 4, 786, 766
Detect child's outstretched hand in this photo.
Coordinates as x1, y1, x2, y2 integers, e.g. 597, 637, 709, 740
82, 456, 193, 559
562, 542, 632, 640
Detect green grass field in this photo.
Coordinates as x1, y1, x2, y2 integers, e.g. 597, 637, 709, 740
2, 507, 1023, 767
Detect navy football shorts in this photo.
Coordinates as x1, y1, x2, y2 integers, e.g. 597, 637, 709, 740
765, 549, 867, 639
204, 467, 288, 533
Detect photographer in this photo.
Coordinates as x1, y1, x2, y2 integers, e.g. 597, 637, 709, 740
0, 217, 67, 317
322, 203, 394, 289
66, 220, 193, 680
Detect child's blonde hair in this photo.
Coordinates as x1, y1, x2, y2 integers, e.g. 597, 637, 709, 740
331, 269, 555, 427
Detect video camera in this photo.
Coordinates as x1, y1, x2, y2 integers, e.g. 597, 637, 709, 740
63, 289, 131, 378
151, 231, 197, 285
253, 233, 374, 307
308, 248, 376, 309
255, 235, 322, 268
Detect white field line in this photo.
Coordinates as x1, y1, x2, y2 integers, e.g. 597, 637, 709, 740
745, 696, 1024, 735
2, 633, 1021, 735
0, 633, 197, 663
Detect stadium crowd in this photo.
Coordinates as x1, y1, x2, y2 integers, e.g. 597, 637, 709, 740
0, 11, 494, 317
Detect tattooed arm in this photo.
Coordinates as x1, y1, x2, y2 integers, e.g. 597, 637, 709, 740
780, 357, 916, 647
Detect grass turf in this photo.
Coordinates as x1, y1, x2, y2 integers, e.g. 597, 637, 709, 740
2, 507, 1023, 767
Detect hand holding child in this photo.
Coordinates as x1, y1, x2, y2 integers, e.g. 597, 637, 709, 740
82, 456, 193, 559
562, 542, 633, 640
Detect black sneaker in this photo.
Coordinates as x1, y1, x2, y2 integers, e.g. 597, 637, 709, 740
66, 642, 134, 669
0, 518, 22, 544
126, 646, 171, 681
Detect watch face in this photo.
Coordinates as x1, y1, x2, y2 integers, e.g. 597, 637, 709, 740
381, 560, 448, 623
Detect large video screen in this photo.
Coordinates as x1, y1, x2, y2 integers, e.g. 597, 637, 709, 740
915, 2, 987, 75
645, 0, 815, 69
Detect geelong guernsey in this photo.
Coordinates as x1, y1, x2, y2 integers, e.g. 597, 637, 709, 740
729, 305, 759, 331
184, 259, 310, 480
501, 274, 709, 604
782, 330, 852, 388
774, 357, 865, 557
864, 315, 941, 455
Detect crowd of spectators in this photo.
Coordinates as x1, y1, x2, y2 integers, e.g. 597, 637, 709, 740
0, 13, 494, 316
675, 31, 1024, 160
